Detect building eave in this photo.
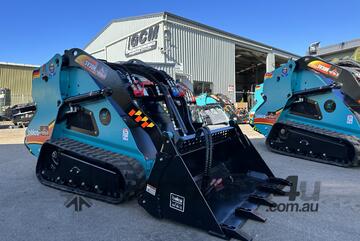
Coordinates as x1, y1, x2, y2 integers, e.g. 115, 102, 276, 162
163, 12, 299, 59
84, 12, 166, 49
84, 11, 300, 59
316, 38, 360, 56
0, 62, 39, 68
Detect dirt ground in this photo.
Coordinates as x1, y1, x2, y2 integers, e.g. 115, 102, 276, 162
0, 128, 26, 144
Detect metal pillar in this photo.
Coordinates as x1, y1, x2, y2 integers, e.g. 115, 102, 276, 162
266, 52, 275, 72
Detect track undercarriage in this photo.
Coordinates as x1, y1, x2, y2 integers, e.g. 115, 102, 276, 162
267, 121, 360, 167
37, 138, 146, 203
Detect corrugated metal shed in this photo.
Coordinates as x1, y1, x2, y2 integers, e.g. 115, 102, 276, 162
147, 62, 176, 77
85, 14, 164, 62
84, 12, 299, 102
85, 12, 299, 60
165, 21, 235, 96
316, 39, 360, 56
316, 39, 360, 61
164, 12, 298, 59
85, 13, 164, 52
0, 62, 37, 105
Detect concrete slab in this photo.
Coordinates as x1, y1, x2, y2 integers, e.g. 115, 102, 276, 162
0, 129, 359, 241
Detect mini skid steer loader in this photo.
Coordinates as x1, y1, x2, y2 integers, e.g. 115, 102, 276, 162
25, 49, 290, 241
254, 56, 360, 167
196, 93, 241, 123
248, 84, 264, 126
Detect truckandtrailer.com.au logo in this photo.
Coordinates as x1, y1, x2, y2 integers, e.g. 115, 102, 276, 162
62, 193, 92, 212
267, 175, 320, 213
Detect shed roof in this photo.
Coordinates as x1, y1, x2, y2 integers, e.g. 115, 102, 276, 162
316, 38, 360, 56
85, 12, 300, 58
0, 62, 39, 68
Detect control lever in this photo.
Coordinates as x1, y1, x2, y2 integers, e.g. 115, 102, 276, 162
163, 74, 185, 97
131, 79, 145, 97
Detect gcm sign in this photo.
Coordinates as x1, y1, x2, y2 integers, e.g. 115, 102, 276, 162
125, 24, 160, 57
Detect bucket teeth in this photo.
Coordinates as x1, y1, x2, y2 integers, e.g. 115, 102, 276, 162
268, 177, 292, 186
234, 206, 266, 222
219, 224, 253, 241
258, 184, 286, 195
248, 194, 277, 207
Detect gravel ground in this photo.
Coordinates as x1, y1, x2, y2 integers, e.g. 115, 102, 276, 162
0, 127, 359, 241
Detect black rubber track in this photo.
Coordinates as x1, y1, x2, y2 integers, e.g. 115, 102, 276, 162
266, 120, 360, 167
37, 137, 146, 203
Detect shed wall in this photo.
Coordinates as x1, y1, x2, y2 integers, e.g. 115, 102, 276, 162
0, 64, 35, 105
85, 16, 164, 63
165, 22, 235, 101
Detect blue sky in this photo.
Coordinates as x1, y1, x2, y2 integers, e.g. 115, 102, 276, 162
1, 0, 359, 65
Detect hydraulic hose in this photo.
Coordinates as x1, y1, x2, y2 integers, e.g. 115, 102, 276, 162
196, 126, 213, 192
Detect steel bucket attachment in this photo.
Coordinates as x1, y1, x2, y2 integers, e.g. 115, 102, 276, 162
139, 122, 290, 241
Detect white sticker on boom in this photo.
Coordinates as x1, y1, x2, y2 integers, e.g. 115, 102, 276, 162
169, 193, 185, 212
122, 128, 129, 141
347, 115, 354, 124
146, 184, 156, 196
